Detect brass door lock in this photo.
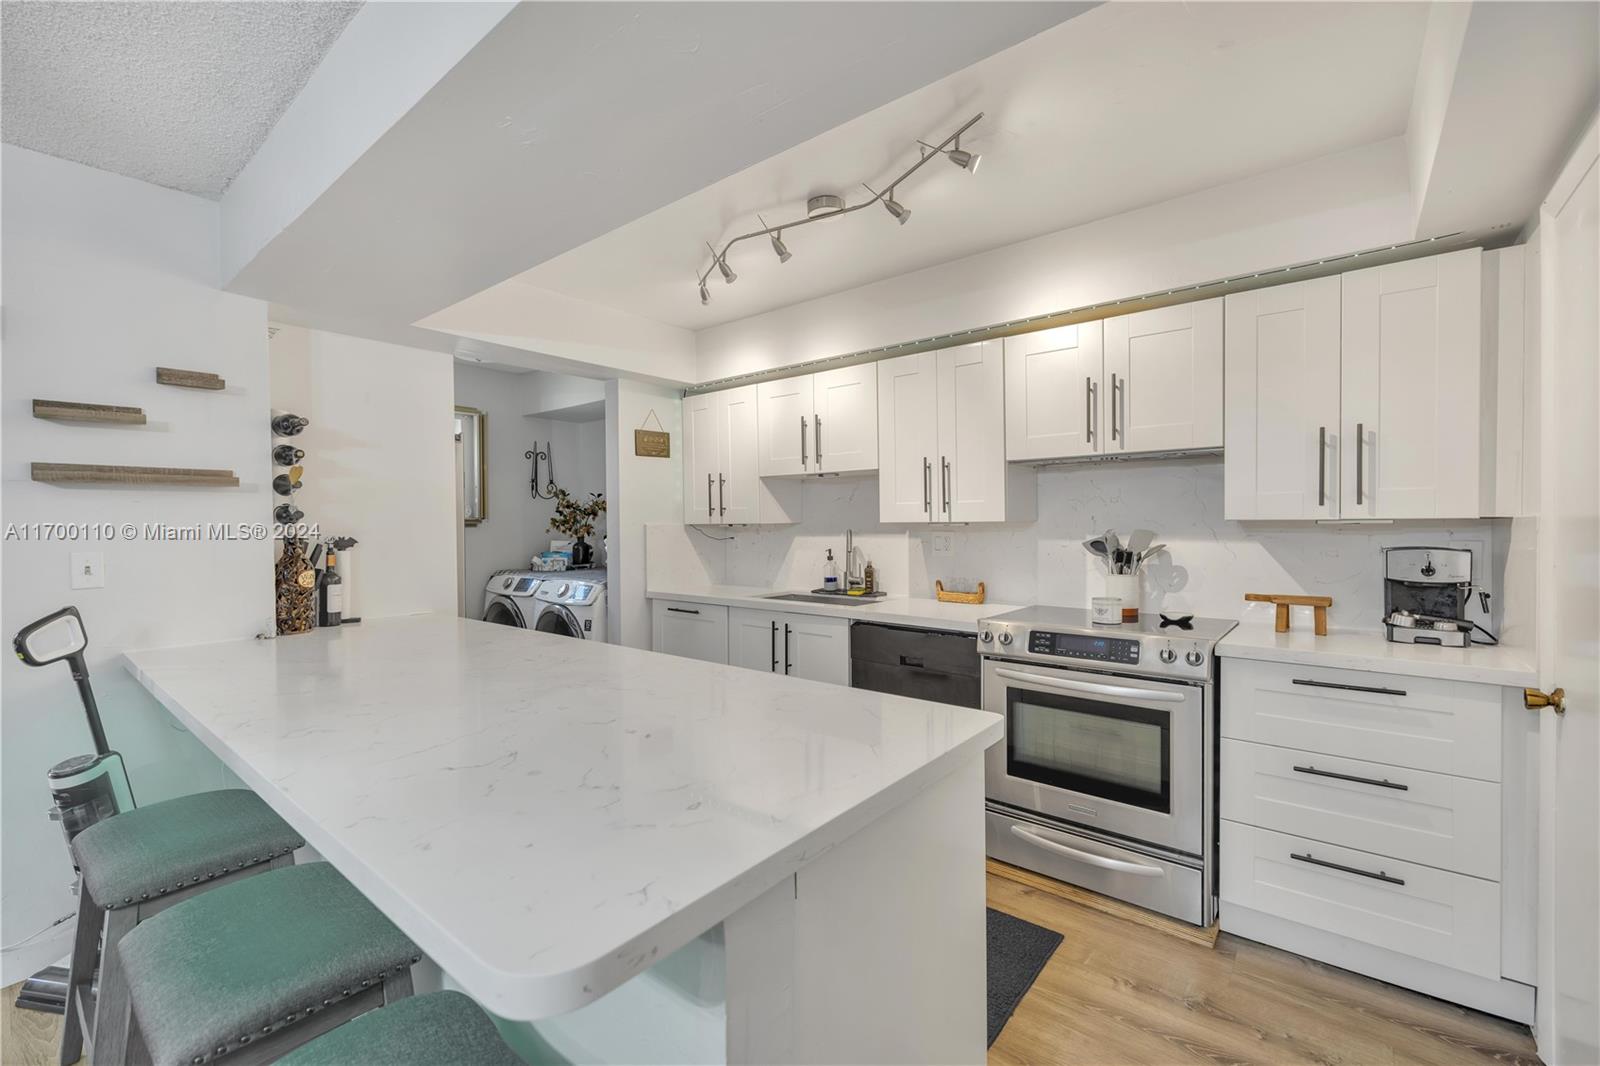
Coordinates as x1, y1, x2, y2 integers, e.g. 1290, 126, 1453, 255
1524, 687, 1566, 714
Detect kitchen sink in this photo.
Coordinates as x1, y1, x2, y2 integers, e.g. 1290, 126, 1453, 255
763, 592, 878, 606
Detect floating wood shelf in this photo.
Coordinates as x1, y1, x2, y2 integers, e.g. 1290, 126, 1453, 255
33, 399, 147, 425
156, 367, 226, 390
32, 463, 239, 487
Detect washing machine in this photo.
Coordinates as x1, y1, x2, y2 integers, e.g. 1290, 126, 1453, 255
531, 573, 607, 640
482, 570, 543, 628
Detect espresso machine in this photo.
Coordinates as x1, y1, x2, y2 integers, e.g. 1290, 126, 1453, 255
1383, 546, 1481, 647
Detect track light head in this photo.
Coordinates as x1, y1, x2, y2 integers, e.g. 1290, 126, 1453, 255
707, 242, 736, 284
699, 280, 711, 305
947, 148, 980, 172
883, 192, 910, 225
770, 231, 792, 264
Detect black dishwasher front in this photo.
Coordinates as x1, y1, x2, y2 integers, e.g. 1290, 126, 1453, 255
849, 622, 981, 708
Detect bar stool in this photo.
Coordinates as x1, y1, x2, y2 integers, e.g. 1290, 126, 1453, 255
61, 789, 304, 1066
278, 991, 524, 1066
117, 861, 420, 1066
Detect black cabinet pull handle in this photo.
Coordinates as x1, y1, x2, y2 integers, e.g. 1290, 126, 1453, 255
770, 621, 778, 671
1293, 764, 1408, 791
1292, 678, 1407, 697
1291, 851, 1404, 885
784, 624, 792, 674
666, 607, 700, 615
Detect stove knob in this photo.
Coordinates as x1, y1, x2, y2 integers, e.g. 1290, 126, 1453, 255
979, 630, 994, 644
1158, 647, 1177, 664
1185, 649, 1205, 667
998, 631, 1013, 646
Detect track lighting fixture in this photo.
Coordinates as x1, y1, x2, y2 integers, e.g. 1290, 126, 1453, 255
694, 112, 983, 305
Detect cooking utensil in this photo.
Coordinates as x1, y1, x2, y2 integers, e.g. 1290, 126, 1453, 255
1139, 544, 1167, 566
1083, 538, 1111, 572
1127, 529, 1155, 559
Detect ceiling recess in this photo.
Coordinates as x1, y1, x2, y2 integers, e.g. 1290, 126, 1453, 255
696, 113, 984, 306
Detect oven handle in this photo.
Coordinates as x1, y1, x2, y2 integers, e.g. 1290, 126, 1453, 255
993, 667, 1187, 704
1009, 825, 1165, 877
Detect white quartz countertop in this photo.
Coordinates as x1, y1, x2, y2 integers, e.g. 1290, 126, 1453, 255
1218, 625, 1537, 687
648, 584, 1021, 633
122, 614, 1000, 1021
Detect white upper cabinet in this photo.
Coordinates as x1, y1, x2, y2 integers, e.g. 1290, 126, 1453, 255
1004, 322, 1104, 461
756, 363, 877, 477
1341, 249, 1481, 519
1103, 298, 1224, 454
880, 342, 1034, 524
683, 385, 800, 526
1224, 277, 1342, 520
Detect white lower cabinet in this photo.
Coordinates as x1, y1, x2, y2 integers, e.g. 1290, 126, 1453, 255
728, 608, 850, 686
650, 600, 729, 663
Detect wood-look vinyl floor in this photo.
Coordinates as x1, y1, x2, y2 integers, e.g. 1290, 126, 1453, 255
2, 873, 1541, 1066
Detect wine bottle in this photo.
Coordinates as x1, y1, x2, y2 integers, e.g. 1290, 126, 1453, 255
318, 550, 344, 627
273, 445, 305, 466
272, 473, 302, 496
274, 503, 304, 524
271, 413, 309, 437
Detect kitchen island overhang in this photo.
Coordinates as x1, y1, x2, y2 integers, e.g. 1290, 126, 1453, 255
123, 614, 999, 1063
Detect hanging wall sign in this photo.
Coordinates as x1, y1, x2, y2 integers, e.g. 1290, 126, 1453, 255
634, 409, 670, 458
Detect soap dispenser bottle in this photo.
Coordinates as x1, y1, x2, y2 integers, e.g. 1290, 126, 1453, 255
822, 549, 840, 593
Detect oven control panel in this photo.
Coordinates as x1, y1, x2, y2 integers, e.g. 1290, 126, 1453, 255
1027, 630, 1141, 665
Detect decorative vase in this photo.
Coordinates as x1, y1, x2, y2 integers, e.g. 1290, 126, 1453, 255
571, 537, 593, 566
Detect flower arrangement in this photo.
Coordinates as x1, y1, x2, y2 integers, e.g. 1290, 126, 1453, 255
549, 489, 606, 540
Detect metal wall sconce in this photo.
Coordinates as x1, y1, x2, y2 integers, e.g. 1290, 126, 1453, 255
526, 443, 557, 500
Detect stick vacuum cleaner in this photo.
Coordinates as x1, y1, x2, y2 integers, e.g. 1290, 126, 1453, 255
12, 605, 136, 1013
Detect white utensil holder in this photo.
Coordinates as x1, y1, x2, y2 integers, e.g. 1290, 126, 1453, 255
1104, 574, 1141, 622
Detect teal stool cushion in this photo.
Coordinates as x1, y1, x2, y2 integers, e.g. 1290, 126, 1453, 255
279, 991, 523, 1066
118, 862, 420, 1066
71, 789, 303, 909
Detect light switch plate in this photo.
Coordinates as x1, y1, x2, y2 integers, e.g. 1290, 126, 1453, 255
932, 533, 954, 555
70, 552, 105, 589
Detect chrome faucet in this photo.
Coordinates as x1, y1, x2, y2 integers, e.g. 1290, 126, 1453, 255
843, 529, 865, 590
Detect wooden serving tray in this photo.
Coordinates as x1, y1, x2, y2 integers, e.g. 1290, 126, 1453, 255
1245, 593, 1333, 635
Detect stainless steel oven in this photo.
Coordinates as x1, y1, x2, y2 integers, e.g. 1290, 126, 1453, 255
976, 607, 1235, 925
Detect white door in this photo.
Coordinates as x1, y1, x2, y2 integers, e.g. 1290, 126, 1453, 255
1103, 298, 1224, 454
758, 375, 814, 477
1341, 249, 1482, 519
683, 392, 720, 525
877, 352, 939, 523
717, 386, 761, 524
780, 614, 850, 686
1004, 322, 1104, 460
1223, 277, 1342, 520
651, 600, 729, 663
937, 341, 1008, 523
729, 608, 780, 673
812, 364, 878, 475
1533, 125, 1598, 1066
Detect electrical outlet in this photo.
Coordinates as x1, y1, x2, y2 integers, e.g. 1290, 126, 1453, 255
70, 552, 106, 590
932, 533, 954, 556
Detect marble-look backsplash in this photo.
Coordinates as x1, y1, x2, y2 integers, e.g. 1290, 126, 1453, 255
648, 457, 1510, 633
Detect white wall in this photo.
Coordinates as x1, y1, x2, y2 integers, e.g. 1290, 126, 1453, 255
269, 325, 457, 620
454, 363, 606, 613
1, 147, 271, 984
653, 459, 1509, 636
695, 138, 1414, 382
605, 379, 684, 647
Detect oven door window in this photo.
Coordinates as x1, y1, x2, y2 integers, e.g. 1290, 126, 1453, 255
1005, 686, 1170, 813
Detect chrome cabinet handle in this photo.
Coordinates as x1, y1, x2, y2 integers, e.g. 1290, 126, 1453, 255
1085, 377, 1095, 445
941, 457, 951, 515
1290, 851, 1404, 886
1356, 422, 1365, 506
800, 416, 807, 468
666, 607, 700, 615
1291, 677, 1407, 697
1318, 426, 1327, 507
923, 457, 932, 514
1292, 764, 1408, 791
718, 474, 726, 517
706, 473, 713, 520
1010, 825, 1164, 877
783, 623, 792, 674
1110, 373, 1121, 443
994, 666, 1186, 703
814, 414, 822, 468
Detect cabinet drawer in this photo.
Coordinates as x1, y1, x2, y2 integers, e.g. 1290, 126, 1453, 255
1220, 739, 1501, 879
651, 600, 729, 663
1221, 659, 1501, 780
1220, 821, 1500, 978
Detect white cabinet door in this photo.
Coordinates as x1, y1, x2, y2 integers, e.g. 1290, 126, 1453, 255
651, 600, 729, 663
683, 392, 720, 525
757, 375, 814, 477
1104, 298, 1224, 454
813, 364, 878, 475
1341, 248, 1481, 519
877, 352, 939, 523
1004, 322, 1104, 460
716, 385, 763, 525
1224, 277, 1342, 520
937, 341, 1009, 522
729, 608, 780, 673
779, 614, 851, 686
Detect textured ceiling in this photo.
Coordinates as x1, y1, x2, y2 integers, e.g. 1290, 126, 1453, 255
2, 1, 361, 198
